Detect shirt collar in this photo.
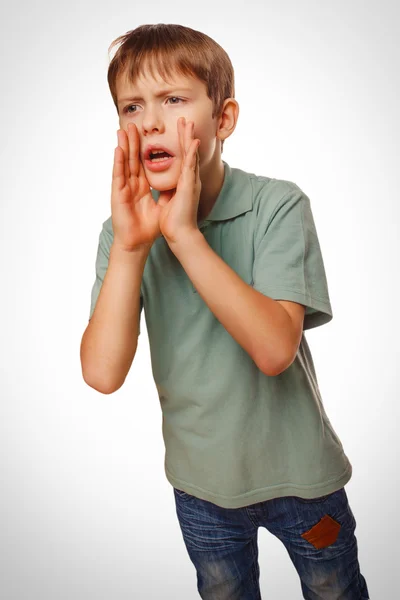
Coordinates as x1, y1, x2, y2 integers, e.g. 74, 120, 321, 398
151, 161, 253, 227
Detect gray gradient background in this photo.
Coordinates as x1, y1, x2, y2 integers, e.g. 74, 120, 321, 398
1, 0, 398, 597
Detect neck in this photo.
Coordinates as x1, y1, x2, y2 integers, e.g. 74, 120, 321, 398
197, 158, 225, 223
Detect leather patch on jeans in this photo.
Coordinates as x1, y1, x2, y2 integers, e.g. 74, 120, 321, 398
301, 514, 341, 549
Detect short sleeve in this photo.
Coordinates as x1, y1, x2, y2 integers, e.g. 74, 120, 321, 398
252, 187, 333, 330
88, 218, 143, 335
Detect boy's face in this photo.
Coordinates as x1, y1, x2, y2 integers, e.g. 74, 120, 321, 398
116, 67, 221, 191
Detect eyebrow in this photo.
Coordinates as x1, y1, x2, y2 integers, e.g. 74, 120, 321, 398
118, 88, 193, 106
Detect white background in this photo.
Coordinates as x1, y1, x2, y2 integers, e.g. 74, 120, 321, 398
1, 0, 398, 597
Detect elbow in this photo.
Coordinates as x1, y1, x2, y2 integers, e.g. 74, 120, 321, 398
256, 345, 296, 377
80, 333, 133, 395
82, 369, 124, 395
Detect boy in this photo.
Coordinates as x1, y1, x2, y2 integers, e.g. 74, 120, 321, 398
80, 23, 370, 599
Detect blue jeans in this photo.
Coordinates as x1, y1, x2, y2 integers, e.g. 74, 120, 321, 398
174, 486, 369, 599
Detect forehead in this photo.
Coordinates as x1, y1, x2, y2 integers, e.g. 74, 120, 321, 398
116, 67, 206, 98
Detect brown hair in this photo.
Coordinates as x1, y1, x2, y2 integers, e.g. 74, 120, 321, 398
107, 24, 235, 151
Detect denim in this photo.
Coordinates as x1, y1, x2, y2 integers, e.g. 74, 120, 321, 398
174, 486, 369, 599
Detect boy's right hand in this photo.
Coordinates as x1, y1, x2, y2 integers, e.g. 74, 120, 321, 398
111, 122, 162, 252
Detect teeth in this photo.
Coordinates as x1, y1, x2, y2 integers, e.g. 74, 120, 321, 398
151, 156, 171, 162
150, 150, 170, 157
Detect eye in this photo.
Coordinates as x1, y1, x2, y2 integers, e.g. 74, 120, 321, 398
124, 104, 138, 114
167, 97, 185, 105
122, 97, 185, 115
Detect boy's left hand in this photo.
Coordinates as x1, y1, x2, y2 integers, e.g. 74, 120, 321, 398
157, 117, 201, 247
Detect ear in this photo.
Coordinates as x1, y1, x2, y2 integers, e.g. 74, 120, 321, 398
216, 98, 239, 143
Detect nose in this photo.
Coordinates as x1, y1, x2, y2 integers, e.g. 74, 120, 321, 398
141, 105, 165, 135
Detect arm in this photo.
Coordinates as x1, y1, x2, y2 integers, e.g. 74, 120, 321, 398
80, 243, 149, 394
81, 121, 163, 394
170, 231, 304, 376
156, 119, 306, 375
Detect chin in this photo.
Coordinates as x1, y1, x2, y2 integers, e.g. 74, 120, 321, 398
146, 172, 179, 192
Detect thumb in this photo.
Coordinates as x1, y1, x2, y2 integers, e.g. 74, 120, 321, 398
157, 189, 174, 208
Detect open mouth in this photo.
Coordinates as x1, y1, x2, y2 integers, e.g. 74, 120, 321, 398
145, 153, 175, 172
149, 150, 173, 162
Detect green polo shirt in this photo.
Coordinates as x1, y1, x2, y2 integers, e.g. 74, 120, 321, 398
89, 160, 352, 509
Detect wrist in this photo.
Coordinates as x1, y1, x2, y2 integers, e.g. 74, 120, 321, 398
168, 228, 204, 256
110, 241, 151, 264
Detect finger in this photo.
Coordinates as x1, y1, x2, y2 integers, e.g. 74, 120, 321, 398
176, 138, 199, 193
183, 139, 200, 174
195, 142, 200, 183
182, 118, 189, 156
117, 129, 130, 182
185, 120, 194, 155
112, 146, 125, 192
193, 140, 200, 171
178, 117, 186, 168
127, 122, 139, 178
